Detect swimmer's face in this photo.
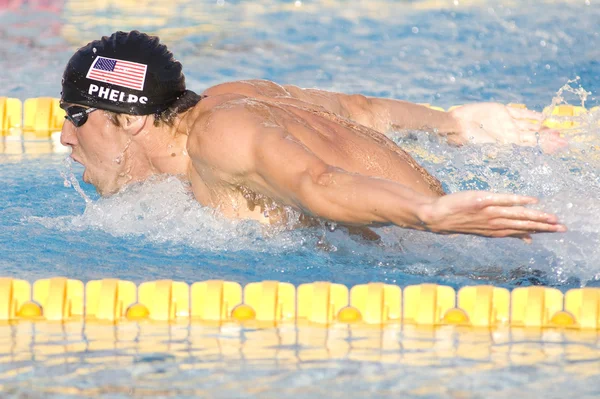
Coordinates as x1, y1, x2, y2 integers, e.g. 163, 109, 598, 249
60, 105, 132, 196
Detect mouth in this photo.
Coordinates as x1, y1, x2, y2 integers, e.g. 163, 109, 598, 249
69, 155, 88, 182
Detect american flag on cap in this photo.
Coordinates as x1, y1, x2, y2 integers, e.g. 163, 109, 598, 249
86, 56, 147, 91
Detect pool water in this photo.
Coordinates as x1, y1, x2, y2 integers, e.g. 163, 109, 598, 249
1, 0, 600, 397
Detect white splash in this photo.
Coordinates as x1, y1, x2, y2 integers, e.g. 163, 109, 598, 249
31, 82, 600, 285
32, 175, 327, 253
60, 156, 92, 204
391, 81, 600, 285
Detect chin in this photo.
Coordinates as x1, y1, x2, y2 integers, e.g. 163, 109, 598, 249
84, 172, 107, 196
96, 182, 123, 198
94, 185, 111, 197
96, 188, 110, 197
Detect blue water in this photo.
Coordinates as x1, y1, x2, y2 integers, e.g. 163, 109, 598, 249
2, 0, 600, 397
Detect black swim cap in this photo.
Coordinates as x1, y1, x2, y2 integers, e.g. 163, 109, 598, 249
61, 31, 194, 115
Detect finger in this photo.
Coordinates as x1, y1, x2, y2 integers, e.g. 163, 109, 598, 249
515, 119, 542, 132
488, 229, 536, 239
507, 107, 544, 121
476, 193, 539, 207
488, 228, 560, 239
538, 130, 569, 153
517, 131, 538, 146
489, 218, 567, 233
540, 127, 562, 136
486, 206, 560, 224
539, 129, 568, 143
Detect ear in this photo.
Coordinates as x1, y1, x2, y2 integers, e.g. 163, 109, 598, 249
119, 114, 149, 136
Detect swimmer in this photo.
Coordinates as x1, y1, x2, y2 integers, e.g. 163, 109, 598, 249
59, 31, 568, 241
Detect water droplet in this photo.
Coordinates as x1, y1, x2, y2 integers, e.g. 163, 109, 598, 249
61, 156, 92, 203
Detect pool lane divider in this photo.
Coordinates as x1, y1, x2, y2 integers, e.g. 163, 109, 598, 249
0, 97, 599, 138
0, 277, 599, 329
0, 97, 21, 132
1, 99, 598, 329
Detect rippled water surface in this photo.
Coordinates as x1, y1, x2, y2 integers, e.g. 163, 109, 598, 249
1, 0, 600, 397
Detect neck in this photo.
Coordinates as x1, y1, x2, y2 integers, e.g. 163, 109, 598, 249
130, 113, 194, 179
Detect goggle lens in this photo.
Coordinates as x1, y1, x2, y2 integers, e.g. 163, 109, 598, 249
63, 105, 97, 127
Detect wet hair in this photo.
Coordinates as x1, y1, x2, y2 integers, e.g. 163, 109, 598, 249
105, 90, 202, 128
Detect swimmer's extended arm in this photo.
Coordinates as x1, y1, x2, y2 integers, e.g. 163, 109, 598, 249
283, 85, 567, 151
203, 81, 463, 142
282, 85, 462, 138
242, 121, 566, 239
203, 80, 566, 151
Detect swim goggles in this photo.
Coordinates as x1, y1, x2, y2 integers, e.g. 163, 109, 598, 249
61, 104, 98, 128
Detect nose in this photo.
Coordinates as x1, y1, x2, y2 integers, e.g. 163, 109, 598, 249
60, 120, 78, 148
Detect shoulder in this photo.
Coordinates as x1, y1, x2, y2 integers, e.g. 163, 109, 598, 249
186, 97, 265, 175
202, 79, 291, 98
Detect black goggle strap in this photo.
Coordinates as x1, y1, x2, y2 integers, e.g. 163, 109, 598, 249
63, 106, 97, 125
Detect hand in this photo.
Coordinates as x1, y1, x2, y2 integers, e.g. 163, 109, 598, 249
418, 191, 567, 242
449, 103, 568, 153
